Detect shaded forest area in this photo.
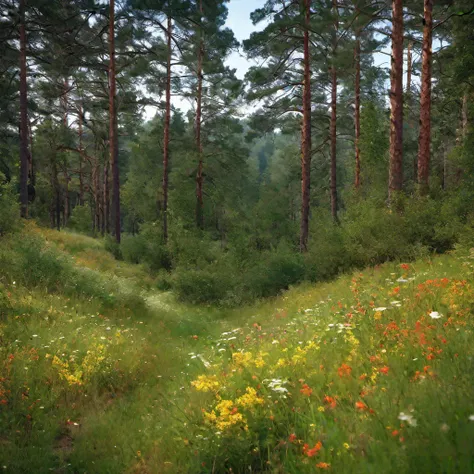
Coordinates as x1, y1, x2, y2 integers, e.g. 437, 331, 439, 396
1, 0, 474, 305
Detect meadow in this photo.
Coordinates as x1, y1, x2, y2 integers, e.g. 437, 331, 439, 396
1, 224, 474, 473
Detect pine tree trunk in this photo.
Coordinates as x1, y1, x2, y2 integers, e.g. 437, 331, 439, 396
78, 103, 84, 205
406, 41, 412, 93
330, 0, 338, 220
19, 0, 29, 218
162, 16, 172, 243
300, 0, 311, 252
63, 168, 70, 226
330, 65, 337, 219
388, 0, 404, 200
354, 30, 361, 190
103, 160, 109, 235
417, 0, 433, 194
195, 0, 204, 229
109, 0, 120, 242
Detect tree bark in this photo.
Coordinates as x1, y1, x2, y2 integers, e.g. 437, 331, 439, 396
109, 0, 120, 242
388, 0, 404, 199
329, 0, 338, 221
354, 29, 361, 190
300, 0, 311, 252
417, 0, 433, 193
78, 103, 84, 205
162, 16, 172, 243
406, 41, 412, 93
19, 0, 29, 218
103, 160, 109, 235
195, 0, 204, 229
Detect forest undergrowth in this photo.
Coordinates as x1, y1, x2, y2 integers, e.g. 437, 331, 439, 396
1, 224, 474, 473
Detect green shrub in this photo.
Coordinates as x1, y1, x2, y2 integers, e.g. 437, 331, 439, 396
243, 245, 305, 299
173, 265, 233, 305
104, 235, 123, 260
67, 204, 93, 235
120, 223, 172, 272
0, 178, 20, 235
305, 213, 349, 281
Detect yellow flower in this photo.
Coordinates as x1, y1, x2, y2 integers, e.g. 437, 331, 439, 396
232, 351, 253, 367
236, 387, 264, 408
343, 443, 350, 450
191, 374, 220, 392
317, 406, 325, 412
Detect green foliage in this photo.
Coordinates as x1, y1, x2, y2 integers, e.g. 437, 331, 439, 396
0, 176, 20, 235
120, 223, 172, 272
67, 204, 93, 234
104, 235, 123, 260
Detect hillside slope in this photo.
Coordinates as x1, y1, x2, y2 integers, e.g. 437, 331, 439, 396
1, 225, 474, 473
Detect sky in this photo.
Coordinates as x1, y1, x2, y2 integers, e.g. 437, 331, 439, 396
145, 0, 266, 119
224, 0, 267, 79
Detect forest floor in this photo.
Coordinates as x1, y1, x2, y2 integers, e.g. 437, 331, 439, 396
1, 225, 474, 473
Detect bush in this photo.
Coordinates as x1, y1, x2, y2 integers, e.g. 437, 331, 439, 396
243, 245, 305, 299
173, 265, 232, 305
120, 223, 172, 272
104, 235, 122, 260
67, 204, 93, 235
305, 213, 349, 281
0, 178, 20, 236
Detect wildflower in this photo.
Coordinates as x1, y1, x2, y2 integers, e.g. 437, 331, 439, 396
288, 433, 297, 443
400, 263, 410, 271
317, 406, 325, 412
338, 363, 352, 378
379, 366, 390, 375
355, 401, 367, 411
468, 415, 474, 421
191, 375, 219, 392
398, 412, 417, 427
374, 307, 387, 312
300, 384, 313, 397
324, 396, 337, 409
236, 387, 264, 408
429, 311, 442, 319
316, 462, 331, 469
343, 443, 350, 449
303, 441, 322, 457
391, 430, 399, 437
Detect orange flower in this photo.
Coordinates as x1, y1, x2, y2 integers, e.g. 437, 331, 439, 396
300, 384, 313, 397
391, 430, 399, 437
338, 363, 352, 378
400, 263, 410, 271
304, 441, 322, 457
316, 462, 331, 469
379, 366, 390, 375
288, 433, 297, 443
323, 396, 337, 409
355, 401, 367, 411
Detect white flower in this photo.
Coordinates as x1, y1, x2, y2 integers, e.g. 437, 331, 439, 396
468, 415, 474, 421
398, 412, 417, 427
374, 307, 387, 312
397, 277, 408, 283
429, 311, 442, 319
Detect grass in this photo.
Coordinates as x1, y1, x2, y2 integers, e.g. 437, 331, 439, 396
1, 225, 474, 473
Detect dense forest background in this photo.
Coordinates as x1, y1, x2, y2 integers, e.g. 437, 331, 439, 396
1, 0, 474, 305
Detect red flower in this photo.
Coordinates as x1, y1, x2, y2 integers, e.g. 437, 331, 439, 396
338, 363, 352, 378
323, 396, 337, 409
316, 462, 331, 469
379, 366, 390, 375
355, 401, 367, 411
304, 441, 322, 457
288, 433, 297, 443
300, 384, 313, 397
